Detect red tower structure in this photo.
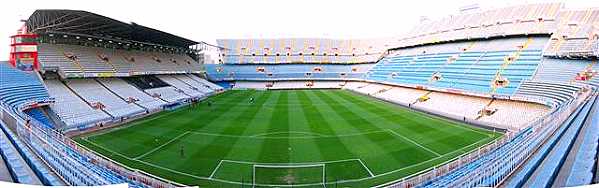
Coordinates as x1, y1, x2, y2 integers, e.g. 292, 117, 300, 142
9, 25, 39, 71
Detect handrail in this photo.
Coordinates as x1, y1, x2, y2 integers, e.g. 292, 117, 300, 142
0, 102, 188, 187
378, 87, 591, 188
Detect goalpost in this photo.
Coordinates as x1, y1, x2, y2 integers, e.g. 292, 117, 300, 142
252, 163, 326, 187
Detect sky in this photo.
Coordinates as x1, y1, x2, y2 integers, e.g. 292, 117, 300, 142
0, 0, 597, 60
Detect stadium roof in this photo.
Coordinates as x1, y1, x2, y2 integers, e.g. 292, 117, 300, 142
25, 9, 198, 47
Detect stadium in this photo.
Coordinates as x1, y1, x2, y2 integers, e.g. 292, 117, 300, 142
0, 1, 598, 188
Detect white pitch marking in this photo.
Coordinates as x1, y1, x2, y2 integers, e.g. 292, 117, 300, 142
250, 131, 328, 138
187, 129, 389, 139
80, 126, 497, 187
134, 131, 190, 160
357, 159, 375, 177
221, 158, 361, 166
81, 135, 496, 187
209, 160, 224, 179
82, 138, 135, 160
386, 129, 442, 157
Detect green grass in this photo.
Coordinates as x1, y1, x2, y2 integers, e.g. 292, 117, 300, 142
75, 89, 502, 187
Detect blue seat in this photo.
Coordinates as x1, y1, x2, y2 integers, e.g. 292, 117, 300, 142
0, 125, 37, 184
205, 63, 371, 81
365, 47, 542, 96
504, 96, 595, 188
565, 97, 599, 186
0, 63, 52, 111
25, 108, 54, 129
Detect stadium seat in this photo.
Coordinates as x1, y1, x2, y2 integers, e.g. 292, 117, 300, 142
38, 43, 202, 77
365, 37, 546, 96
44, 79, 111, 129
65, 79, 145, 119
0, 123, 43, 185
97, 78, 167, 111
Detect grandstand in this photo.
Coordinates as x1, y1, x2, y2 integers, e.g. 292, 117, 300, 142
38, 43, 203, 78
206, 63, 372, 82
217, 38, 384, 64
0, 2, 598, 188
96, 78, 167, 112
388, 3, 563, 48
44, 79, 112, 129
366, 37, 547, 96
543, 9, 599, 58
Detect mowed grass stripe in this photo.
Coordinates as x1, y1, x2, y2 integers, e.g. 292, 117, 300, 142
206, 91, 283, 182
336, 90, 464, 133
319, 92, 446, 156
147, 91, 272, 176
137, 91, 260, 174
337, 90, 489, 137
306, 91, 420, 174
221, 91, 281, 162
184, 91, 265, 133
180, 92, 271, 176
179, 90, 255, 131
76, 90, 503, 187
311, 91, 377, 132
323, 91, 454, 154
286, 91, 324, 163
335, 90, 492, 153
313, 90, 438, 159
297, 91, 371, 181
258, 91, 290, 163
341, 90, 500, 139
183, 90, 261, 134
296, 91, 355, 158
297, 91, 337, 136
89, 90, 255, 157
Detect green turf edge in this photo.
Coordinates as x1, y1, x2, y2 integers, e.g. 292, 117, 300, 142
73, 89, 503, 187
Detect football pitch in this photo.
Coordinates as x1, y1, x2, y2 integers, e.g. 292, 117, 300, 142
75, 89, 502, 187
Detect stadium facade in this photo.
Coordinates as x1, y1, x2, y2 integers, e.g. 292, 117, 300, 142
0, 2, 598, 187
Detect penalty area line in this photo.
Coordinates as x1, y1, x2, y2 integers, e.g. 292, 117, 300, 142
81, 138, 136, 160
220, 158, 362, 166
209, 160, 224, 179
357, 159, 375, 177
386, 129, 441, 157
78, 130, 498, 187
80, 138, 258, 185
134, 131, 190, 160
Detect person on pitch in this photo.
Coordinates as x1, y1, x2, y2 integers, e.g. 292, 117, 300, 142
180, 145, 185, 158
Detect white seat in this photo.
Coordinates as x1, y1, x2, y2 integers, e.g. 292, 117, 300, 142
44, 79, 111, 128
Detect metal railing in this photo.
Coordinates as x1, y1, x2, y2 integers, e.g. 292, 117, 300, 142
593, 40, 599, 57
0, 104, 187, 187
378, 88, 591, 188
0, 82, 592, 188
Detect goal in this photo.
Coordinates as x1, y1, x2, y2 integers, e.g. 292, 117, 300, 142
252, 163, 326, 186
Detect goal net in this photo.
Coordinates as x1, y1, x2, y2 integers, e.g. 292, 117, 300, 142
252, 163, 325, 186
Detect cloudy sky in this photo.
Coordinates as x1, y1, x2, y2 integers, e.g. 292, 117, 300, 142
0, 0, 596, 60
